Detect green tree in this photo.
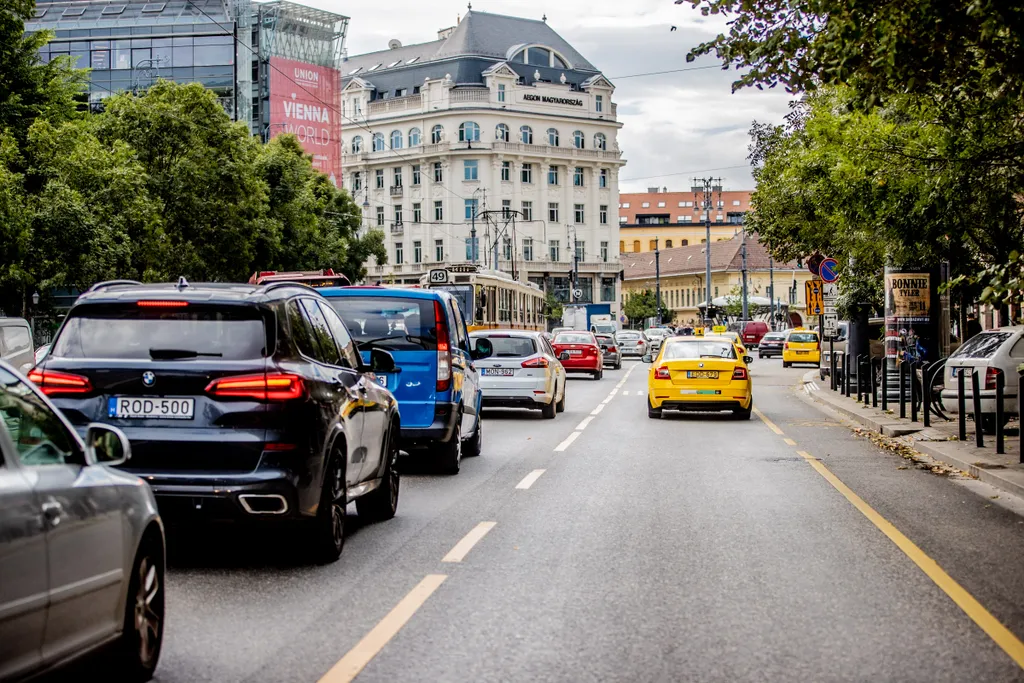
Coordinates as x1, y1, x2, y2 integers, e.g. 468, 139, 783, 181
624, 289, 670, 325
543, 293, 563, 323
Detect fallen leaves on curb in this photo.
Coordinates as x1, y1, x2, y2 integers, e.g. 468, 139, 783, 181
851, 426, 976, 479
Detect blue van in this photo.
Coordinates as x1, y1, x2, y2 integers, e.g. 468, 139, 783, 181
319, 287, 492, 474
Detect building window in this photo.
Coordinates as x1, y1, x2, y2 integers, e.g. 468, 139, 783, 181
464, 159, 479, 181
496, 123, 510, 142
395, 242, 403, 264
548, 166, 559, 185
599, 169, 608, 188
682, 215, 693, 223
351, 136, 362, 153
619, 241, 625, 253
393, 167, 402, 187
622, 202, 630, 208
352, 172, 362, 192
465, 236, 478, 260
649, 240, 657, 251
376, 206, 385, 226
433, 200, 443, 221
575, 241, 585, 262
574, 204, 585, 224
601, 277, 615, 302
619, 216, 627, 224
733, 199, 741, 206
375, 169, 385, 189
413, 203, 422, 223
459, 121, 481, 142
547, 128, 559, 146
413, 240, 422, 263
394, 205, 403, 224
501, 199, 511, 218
390, 130, 403, 149
595, 95, 603, 112
412, 165, 421, 185
641, 202, 650, 208
665, 239, 673, 248
431, 125, 444, 144
548, 203, 559, 222
681, 239, 689, 246
521, 201, 533, 221
433, 162, 443, 183
657, 201, 666, 208
501, 161, 511, 181
573, 167, 584, 187
573, 130, 584, 148
600, 241, 609, 262
435, 239, 444, 261
503, 236, 512, 259
633, 240, 640, 252
521, 163, 533, 183
408, 128, 421, 146
594, 133, 607, 150
465, 198, 479, 220
520, 125, 533, 144
549, 240, 560, 262
599, 205, 608, 224
498, 83, 506, 102
523, 238, 534, 261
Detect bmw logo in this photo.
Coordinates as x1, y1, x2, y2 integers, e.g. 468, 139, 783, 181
142, 371, 155, 387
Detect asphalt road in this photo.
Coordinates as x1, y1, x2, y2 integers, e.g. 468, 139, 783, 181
55, 354, 1024, 682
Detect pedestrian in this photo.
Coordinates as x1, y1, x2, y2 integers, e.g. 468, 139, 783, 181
966, 314, 982, 340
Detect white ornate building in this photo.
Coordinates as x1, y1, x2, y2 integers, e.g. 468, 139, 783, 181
340, 9, 626, 315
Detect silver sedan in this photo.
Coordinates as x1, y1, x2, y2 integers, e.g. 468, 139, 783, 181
0, 360, 165, 682
470, 330, 567, 418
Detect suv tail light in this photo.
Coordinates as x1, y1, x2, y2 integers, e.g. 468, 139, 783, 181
732, 367, 749, 380
609, 345, 618, 353
434, 300, 451, 391
655, 366, 671, 380
206, 373, 305, 401
522, 357, 549, 368
27, 368, 93, 396
784, 342, 790, 350
985, 366, 1001, 390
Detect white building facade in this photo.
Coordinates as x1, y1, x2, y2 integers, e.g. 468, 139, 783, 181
340, 10, 626, 317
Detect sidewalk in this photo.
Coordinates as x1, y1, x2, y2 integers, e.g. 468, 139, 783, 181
801, 371, 1024, 499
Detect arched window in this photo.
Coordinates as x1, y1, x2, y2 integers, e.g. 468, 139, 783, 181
665, 239, 673, 248
649, 240, 657, 251
408, 128, 421, 146
573, 130, 585, 149
351, 136, 362, 153
372, 132, 384, 151
594, 133, 607, 151
389, 130, 403, 150
495, 123, 510, 142
681, 239, 689, 246
520, 125, 533, 144
431, 125, 444, 144
547, 128, 559, 146
633, 240, 640, 252
458, 121, 481, 142
619, 240, 625, 253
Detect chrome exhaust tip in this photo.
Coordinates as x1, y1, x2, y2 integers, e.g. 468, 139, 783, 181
238, 494, 289, 515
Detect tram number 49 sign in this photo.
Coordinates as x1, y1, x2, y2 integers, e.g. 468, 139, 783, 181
428, 268, 449, 284
819, 258, 840, 283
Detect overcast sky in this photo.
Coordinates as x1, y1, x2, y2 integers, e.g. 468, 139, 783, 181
313, 0, 796, 193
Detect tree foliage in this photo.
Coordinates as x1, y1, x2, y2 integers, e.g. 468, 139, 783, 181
624, 289, 672, 325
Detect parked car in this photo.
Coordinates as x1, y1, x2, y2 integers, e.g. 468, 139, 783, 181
615, 330, 648, 358
741, 320, 770, 348
32, 279, 403, 563
0, 359, 166, 682
320, 286, 491, 473
758, 331, 787, 358
0, 317, 34, 373
595, 333, 622, 369
470, 330, 566, 418
940, 327, 1023, 432
552, 331, 604, 379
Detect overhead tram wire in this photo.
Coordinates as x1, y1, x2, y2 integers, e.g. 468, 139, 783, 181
608, 64, 722, 80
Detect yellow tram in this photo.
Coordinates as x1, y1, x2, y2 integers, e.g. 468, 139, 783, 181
420, 265, 546, 332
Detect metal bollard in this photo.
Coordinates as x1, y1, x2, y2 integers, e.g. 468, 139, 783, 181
972, 369, 984, 448
831, 351, 838, 391
844, 353, 851, 397
860, 355, 869, 403
855, 355, 863, 402
899, 362, 907, 419
1019, 372, 1024, 464
958, 369, 967, 441
910, 364, 918, 422
870, 359, 878, 408
881, 361, 888, 411
922, 362, 931, 428
995, 369, 1005, 455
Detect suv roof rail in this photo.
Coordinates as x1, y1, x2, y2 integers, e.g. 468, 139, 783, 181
86, 279, 143, 292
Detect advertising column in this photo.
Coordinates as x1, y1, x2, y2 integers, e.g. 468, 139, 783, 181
268, 57, 341, 187
884, 266, 938, 366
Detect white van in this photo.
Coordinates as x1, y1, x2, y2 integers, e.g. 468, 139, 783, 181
0, 318, 34, 373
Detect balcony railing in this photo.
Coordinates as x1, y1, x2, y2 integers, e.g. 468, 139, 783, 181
367, 94, 422, 116
492, 141, 621, 161
390, 185, 403, 196
390, 222, 404, 235
450, 88, 490, 104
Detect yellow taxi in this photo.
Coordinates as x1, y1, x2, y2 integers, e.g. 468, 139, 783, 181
782, 329, 821, 367
719, 330, 748, 356
644, 336, 753, 420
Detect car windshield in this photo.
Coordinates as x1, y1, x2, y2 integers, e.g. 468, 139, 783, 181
475, 335, 536, 357
328, 297, 438, 351
555, 333, 594, 345
952, 332, 1013, 359
789, 332, 818, 343
662, 340, 737, 360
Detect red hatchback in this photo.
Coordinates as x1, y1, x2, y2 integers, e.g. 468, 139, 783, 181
552, 331, 604, 380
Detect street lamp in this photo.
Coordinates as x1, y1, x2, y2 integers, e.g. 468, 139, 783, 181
654, 237, 662, 325
31, 291, 39, 306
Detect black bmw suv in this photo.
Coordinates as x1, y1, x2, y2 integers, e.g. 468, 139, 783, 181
31, 278, 401, 563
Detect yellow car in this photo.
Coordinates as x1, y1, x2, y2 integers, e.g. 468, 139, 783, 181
782, 329, 821, 367
719, 330, 748, 356
645, 335, 753, 420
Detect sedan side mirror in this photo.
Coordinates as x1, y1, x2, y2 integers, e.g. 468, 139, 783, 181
370, 348, 397, 373
744, 356, 754, 364
642, 354, 653, 363
471, 338, 493, 360
85, 423, 131, 467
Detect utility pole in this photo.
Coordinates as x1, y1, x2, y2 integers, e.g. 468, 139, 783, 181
769, 256, 775, 331
740, 226, 749, 322
654, 237, 662, 325
694, 177, 723, 325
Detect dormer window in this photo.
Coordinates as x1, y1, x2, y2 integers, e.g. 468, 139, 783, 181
508, 45, 574, 69
387, 60, 401, 68
406, 56, 420, 65
368, 63, 382, 71
348, 67, 363, 75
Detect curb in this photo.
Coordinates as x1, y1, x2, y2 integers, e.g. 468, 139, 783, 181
802, 379, 1024, 501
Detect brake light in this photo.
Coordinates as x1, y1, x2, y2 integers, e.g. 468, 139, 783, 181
655, 366, 671, 380
136, 300, 189, 308
27, 368, 93, 396
522, 357, 549, 368
784, 342, 790, 350
732, 367, 749, 380
434, 300, 451, 392
205, 373, 305, 401
609, 346, 618, 353
985, 367, 1001, 390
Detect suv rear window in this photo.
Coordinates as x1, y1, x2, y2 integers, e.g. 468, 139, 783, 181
953, 332, 1013, 359
50, 306, 268, 360
327, 297, 437, 351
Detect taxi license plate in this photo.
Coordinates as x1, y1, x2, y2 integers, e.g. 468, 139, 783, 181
108, 397, 194, 420
375, 374, 388, 387
483, 368, 514, 376
686, 370, 719, 379
796, 350, 809, 354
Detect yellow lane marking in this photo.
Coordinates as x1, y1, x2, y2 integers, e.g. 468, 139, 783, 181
554, 431, 581, 452
590, 404, 606, 416
576, 416, 594, 431
442, 522, 497, 563
752, 407, 785, 435
515, 469, 546, 490
784, 438, 797, 446
318, 574, 447, 683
